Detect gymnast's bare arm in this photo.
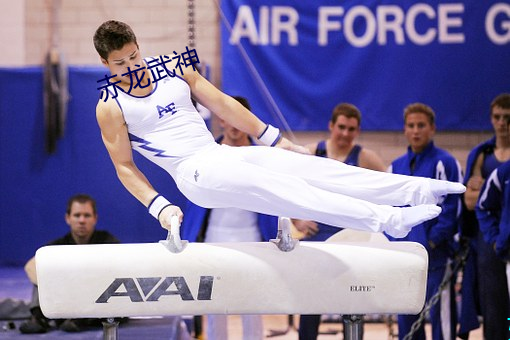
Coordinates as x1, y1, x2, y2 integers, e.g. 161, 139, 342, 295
181, 65, 309, 154
96, 97, 183, 228
359, 148, 386, 172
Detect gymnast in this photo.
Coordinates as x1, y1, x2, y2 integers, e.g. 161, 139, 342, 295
93, 20, 465, 239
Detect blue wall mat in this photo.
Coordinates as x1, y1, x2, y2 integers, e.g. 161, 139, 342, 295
0, 67, 186, 265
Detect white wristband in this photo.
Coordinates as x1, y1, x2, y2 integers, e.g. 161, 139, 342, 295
148, 195, 172, 220
258, 124, 282, 146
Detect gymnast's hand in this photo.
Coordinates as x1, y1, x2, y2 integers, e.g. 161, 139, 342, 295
276, 137, 311, 155
158, 204, 184, 231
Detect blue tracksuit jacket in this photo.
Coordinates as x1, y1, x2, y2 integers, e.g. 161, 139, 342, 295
476, 160, 510, 258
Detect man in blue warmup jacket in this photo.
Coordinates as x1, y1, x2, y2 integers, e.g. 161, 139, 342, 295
474, 116, 510, 340
460, 93, 510, 340
477, 160, 510, 261
388, 103, 462, 340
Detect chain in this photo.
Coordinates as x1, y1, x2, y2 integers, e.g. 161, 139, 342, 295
402, 242, 470, 340
187, 0, 195, 48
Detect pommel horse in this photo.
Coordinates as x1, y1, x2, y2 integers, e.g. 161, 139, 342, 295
36, 217, 428, 340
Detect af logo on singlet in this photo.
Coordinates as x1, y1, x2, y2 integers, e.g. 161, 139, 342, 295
156, 102, 177, 118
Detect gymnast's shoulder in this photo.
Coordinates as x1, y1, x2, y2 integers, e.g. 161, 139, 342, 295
96, 92, 124, 127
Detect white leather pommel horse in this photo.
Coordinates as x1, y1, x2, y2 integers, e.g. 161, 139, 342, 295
36, 218, 428, 340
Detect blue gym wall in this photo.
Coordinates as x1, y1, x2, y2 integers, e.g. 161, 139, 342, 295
0, 67, 187, 265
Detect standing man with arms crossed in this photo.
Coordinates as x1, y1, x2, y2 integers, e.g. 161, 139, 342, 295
388, 103, 462, 340
476, 118, 510, 326
296, 103, 386, 340
476, 115, 510, 261
460, 94, 510, 340
476, 159, 510, 340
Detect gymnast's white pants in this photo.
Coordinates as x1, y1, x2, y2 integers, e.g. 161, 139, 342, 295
174, 144, 433, 233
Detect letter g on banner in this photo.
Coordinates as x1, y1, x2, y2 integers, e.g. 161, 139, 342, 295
486, 3, 510, 44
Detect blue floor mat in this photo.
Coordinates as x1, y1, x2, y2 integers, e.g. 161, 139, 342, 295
1, 317, 193, 339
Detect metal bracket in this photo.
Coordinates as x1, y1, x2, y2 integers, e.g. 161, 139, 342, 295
159, 215, 188, 253
270, 217, 299, 252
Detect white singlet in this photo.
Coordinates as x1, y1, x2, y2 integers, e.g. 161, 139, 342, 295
113, 65, 216, 178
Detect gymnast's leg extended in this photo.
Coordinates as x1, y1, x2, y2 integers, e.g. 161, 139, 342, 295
176, 146, 446, 237
226, 145, 465, 206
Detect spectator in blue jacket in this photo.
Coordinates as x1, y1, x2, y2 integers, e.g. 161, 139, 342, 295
388, 103, 462, 340
181, 96, 278, 340
474, 116, 510, 340
477, 160, 510, 260
460, 93, 510, 340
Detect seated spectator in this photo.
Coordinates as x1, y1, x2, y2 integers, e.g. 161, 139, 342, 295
19, 194, 120, 334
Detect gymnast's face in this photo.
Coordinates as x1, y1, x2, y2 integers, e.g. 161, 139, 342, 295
65, 201, 98, 244
329, 115, 360, 148
404, 112, 435, 154
101, 42, 145, 86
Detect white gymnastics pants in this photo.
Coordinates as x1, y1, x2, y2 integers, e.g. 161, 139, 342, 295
175, 144, 436, 234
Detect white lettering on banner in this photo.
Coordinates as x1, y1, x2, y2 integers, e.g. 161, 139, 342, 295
318, 4, 464, 46
230, 3, 506, 47
486, 3, 510, 45
230, 5, 299, 45
318, 7, 344, 46
230, 6, 258, 44
272, 7, 299, 45
260, 6, 269, 45
405, 4, 436, 45
377, 5, 405, 45
344, 6, 377, 47
438, 3, 465, 43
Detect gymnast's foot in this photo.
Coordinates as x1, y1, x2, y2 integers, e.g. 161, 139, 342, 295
429, 180, 465, 201
412, 179, 465, 205
385, 204, 442, 238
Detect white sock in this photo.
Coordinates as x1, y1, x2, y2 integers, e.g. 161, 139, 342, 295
386, 204, 442, 238
429, 180, 466, 199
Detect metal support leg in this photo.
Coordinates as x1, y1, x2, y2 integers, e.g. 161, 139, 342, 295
102, 318, 119, 340
343, 314, 363, 340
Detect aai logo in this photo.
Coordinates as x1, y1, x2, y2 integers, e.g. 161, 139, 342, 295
96, 276, 214, 303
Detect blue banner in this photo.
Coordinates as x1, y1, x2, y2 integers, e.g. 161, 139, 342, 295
221, 0, 510, 131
